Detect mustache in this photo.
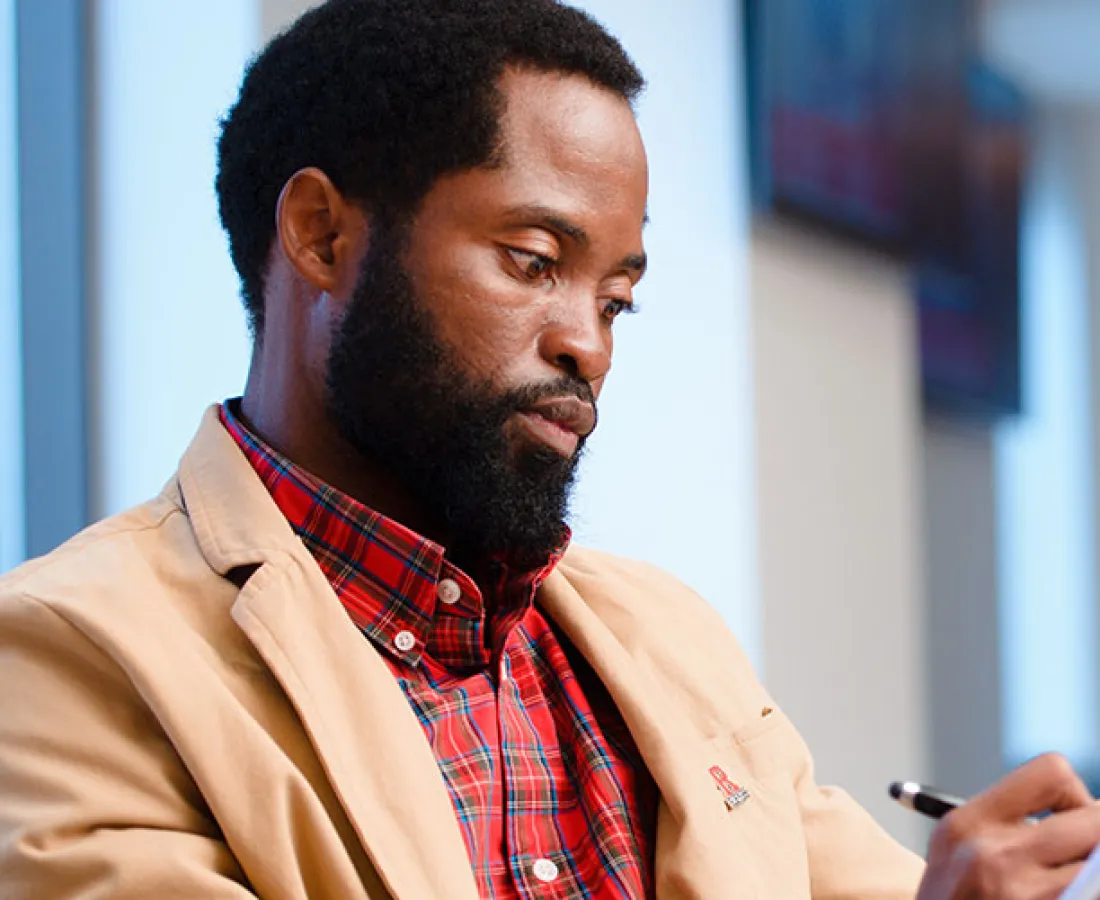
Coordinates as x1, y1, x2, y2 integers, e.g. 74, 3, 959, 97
503, 376, 596, 413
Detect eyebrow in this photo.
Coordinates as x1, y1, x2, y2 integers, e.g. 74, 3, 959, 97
505, 203, 648, 277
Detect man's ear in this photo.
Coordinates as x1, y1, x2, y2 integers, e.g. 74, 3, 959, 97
275, 167, 366, 297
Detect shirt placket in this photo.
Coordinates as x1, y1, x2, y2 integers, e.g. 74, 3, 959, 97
498, 618, 577, 899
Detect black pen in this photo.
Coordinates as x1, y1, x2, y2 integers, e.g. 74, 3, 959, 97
888, 781, 965, 820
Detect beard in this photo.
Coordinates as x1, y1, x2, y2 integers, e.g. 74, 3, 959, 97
324, 218, 594, 569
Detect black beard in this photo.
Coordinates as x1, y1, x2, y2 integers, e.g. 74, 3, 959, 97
324, 219, 594, 569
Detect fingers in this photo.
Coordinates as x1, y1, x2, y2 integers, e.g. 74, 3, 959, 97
924, 814, 1090, 899
960, 754, 1091, 825
954, 852, 1081, 900
1026, 804, 1100, 868
917, 755, 1097, 899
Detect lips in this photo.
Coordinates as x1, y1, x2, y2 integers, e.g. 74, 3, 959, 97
522, 396, 597, 439
512, 395, 596, 458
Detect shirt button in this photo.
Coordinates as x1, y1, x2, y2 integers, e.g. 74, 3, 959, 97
437, 578, 462, 605
394, 630, 416, 653
532, 858, 559, 884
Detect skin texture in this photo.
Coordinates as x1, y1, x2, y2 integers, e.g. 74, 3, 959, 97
237, 63, 1100, 900
241, 67, 648, 547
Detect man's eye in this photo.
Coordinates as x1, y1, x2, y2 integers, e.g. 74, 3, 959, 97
510, 249, 556, 281
602, 298, 636, 322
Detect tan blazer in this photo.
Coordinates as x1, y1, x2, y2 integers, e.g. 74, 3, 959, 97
0, 408, 924, 899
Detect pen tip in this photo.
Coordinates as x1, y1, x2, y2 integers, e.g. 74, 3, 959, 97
888, 782, 903, 801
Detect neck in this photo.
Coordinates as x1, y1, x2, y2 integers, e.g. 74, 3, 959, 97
240, 352, 456, 552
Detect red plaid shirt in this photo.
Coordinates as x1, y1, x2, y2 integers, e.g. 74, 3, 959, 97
221, 402, 656, 899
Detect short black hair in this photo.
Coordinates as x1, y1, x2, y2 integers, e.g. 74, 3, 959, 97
215, 0, 645, 337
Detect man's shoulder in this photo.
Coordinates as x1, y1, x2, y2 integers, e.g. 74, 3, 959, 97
0, 486, 203, 623
558, 544, 729, 629
556, 544, 754, 672
555, 544, 773, 739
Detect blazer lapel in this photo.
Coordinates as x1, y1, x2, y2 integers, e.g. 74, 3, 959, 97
232, 558, 480, 900
539, 569, 762, 900
179, 408, 480, 900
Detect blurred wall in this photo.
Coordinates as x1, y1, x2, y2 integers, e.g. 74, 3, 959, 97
261, 0, 313, 40
923, 420, 1003, 796
752, 219, 929, 849
90, 0, 256, 518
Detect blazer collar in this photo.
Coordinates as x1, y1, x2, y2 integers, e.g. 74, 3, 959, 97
175, 406, 303, 574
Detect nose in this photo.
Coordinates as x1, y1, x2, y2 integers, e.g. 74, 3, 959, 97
537, 294, 612, 384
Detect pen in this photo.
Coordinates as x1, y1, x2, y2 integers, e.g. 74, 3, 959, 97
888, 781, 965, 820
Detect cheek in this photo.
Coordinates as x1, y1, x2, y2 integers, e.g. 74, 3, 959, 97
447, 302, 540, 382
591, 372, 608, 400
419, 261, 545, 379
589, 330, 614, 395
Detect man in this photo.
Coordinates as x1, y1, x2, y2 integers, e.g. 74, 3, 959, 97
0, 1, 1097, 897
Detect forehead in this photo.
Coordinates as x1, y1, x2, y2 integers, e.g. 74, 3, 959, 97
404, 67, 648, 265
492, 67, 648, 218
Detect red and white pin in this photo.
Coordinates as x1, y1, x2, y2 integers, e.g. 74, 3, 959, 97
709, 765, 751, 811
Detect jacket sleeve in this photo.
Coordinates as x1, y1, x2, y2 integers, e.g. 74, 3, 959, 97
781, 715, 926, 899
0, 592, 258, 899
702, 584, 926, 898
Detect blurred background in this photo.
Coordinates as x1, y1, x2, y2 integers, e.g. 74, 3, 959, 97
1, 0, 1098, 853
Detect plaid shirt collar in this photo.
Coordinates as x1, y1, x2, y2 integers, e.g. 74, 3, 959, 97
220, 400, 568, 669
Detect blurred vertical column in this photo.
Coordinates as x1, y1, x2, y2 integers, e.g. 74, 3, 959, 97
995, 112, 1098, 769
923, 414, 1005, 795
0, 0, 19, 571
15, 0, 89, 560
983, 0, 1100, 773
753, 221, 929, 850
88, 1, 258, 518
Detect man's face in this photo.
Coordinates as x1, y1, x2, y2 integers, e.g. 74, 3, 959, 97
325, 68, 649, 565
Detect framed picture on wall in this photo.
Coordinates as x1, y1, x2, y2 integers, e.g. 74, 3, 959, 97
745, 0, 1027, 419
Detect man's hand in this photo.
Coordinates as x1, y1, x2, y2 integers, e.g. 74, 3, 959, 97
917, 754, 1100, 899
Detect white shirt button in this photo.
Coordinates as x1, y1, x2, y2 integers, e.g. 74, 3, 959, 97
394, 630, 417, 653
437, 578, 462, 605
532, 858, 559, 884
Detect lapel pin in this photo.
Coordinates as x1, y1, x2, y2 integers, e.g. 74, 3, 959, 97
709, 765, 751, 811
